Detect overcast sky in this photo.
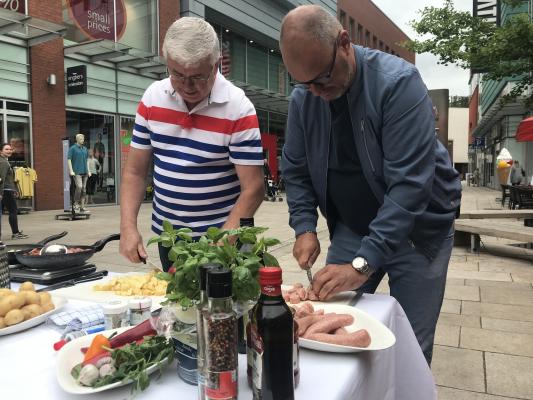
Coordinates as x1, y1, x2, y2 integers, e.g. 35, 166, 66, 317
372, 0, 472, 96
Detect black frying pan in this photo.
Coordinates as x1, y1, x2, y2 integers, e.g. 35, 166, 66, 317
6, 231, 68, 264
14, 233, 120, 270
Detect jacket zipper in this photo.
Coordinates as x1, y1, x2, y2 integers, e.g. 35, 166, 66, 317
361, 119, 376, 173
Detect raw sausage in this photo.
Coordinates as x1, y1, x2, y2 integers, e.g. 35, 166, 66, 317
296, 314, 324, 336
305, 313, 354, 335
305, 329, 371, 348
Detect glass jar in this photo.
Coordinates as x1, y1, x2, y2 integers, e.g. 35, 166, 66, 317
102, 300, 128, 330
128, 297, 152, 326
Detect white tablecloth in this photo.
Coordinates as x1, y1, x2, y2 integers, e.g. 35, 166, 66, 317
0, 284, 436, 400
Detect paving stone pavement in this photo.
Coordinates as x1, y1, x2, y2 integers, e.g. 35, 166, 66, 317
5, 184, 533, 399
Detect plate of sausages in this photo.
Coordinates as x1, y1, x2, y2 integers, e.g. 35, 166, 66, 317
292, 301, 395, 353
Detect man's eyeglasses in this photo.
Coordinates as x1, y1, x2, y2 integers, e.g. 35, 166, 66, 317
167, 65, 215, 86
290, 32, 341, 88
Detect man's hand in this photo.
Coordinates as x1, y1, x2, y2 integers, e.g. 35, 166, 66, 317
312, 263, 369, 301
293, 232, 320, 270
119, 226, 147, 263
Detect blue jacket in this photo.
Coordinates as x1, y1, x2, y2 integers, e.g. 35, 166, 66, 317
281, 45, 461, 270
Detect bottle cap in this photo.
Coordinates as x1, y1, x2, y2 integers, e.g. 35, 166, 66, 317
207, 268, 232, 298
259, 266, 283, 286
53, 339, 67, 351
102, 300, 128, 314
199, 263, 222, 291
128, 296, 152, 310
239, 217, 254, 227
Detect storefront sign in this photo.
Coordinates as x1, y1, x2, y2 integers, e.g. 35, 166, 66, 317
66, 65, 87, 95
473, 0, 500, 25
66, 0, 126, 41
0, 0, 25, 14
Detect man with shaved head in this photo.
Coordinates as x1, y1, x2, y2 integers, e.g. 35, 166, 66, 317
280, 5, 461, 364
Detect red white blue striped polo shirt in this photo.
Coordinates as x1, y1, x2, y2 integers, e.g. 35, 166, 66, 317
131, 72, 264, 236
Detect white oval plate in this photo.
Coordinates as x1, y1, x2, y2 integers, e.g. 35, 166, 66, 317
294, 302, 396, 353
57, 327, 169, 394
0, 296, 67, 336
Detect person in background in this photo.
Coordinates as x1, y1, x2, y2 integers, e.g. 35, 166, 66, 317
86, 149, 100, 204
279, 5, 461, 364
119, 17, 265, 271
510, 160, 525, 186
0, 143, 29, 242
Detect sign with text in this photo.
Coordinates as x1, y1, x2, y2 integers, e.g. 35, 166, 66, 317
66, 65, 87, 95
473, 0, 500, 26
66, 0, 126, 41
0, 0, 25, 14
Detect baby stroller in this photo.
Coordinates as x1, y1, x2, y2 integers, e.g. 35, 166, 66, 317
264, 177, 283, 202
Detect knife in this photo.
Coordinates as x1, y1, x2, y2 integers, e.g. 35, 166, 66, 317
348, 290, 364, 307
37, 270, 109, 292
305, 263, 313, 285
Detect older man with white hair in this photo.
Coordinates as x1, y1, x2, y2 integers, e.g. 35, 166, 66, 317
120, 17, 265, 270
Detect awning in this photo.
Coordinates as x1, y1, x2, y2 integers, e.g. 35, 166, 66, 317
516, 116, 533, 142
64, 39, 166, 79
471, 96, 527, 138
234, 81, 289, 115
0, 8, 65, 47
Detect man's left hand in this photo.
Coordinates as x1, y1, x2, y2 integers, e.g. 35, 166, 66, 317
312, 263, 369, 301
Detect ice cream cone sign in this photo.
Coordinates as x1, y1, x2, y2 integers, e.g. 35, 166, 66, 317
496, 148, 512, 184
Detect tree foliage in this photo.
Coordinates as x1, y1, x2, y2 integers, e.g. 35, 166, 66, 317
404, 0, 533, 106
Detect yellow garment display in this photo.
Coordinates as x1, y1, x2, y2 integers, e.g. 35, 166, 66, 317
14, 167, 38, 198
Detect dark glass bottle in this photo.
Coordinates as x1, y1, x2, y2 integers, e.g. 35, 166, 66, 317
237, 217, 254, 354
250, 267, 295, 400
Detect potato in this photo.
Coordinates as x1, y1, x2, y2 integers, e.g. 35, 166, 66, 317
21, 304, 43, 319
41, 302, 55, 313
5, 309, 24, 326
20, 308, 32, 321
0, 295, 19, 317
19, 281, 35, 292
0, 288, 14, 295
38, 292, 51, 305
23, 291, 40, 305
13, 293, 26, 308
0, 317, 6, 329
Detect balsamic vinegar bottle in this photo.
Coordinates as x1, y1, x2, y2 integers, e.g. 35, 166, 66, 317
237, 217, 254, 354
250, 267, 295, 400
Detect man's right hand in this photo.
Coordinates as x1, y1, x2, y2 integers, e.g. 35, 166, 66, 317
293, 231, 320, 270
119, 227, 147, 263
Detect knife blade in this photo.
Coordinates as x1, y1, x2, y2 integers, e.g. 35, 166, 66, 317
305, 264, 313, 285
37, 270, 108, 292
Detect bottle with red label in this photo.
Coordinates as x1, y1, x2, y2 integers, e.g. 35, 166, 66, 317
250, 266, 295, 400
203, 268, 238, 400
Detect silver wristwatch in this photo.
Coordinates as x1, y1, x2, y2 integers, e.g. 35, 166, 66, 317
351, 257, 374, 276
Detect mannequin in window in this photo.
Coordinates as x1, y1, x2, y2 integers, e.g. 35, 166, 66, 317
68, 133, 92, 213
93, 133, 106, 190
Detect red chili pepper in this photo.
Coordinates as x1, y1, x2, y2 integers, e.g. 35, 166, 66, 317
109, 319, 156, 348
168, 266, 176, 274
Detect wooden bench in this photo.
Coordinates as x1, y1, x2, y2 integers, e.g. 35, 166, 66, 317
459, 210, 533, 226
455, 219, 533, 252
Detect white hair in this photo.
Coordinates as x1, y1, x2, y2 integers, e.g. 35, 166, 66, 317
75, 133, 84, 141
162, 17, 220, 67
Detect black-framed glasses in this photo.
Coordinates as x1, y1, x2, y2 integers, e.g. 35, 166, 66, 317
290, 32, 341, 88
167, 65, 215, 86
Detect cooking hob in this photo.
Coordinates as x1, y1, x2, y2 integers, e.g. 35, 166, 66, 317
9, 263, 97, 285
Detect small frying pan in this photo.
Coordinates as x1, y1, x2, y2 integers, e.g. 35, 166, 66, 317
6, 231, 68, 265
14, 233, 120, 270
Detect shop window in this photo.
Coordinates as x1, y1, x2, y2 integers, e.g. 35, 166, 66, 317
339, 10, 346, 28
219, 29, 246, 83
66, 110, 116, 204
6, 101, 29, 112
6, 115, 31, 167
62, 0, 157, 54
247, 41, 268, 88
349, 18, 355, 42
358, 25, 363, 45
